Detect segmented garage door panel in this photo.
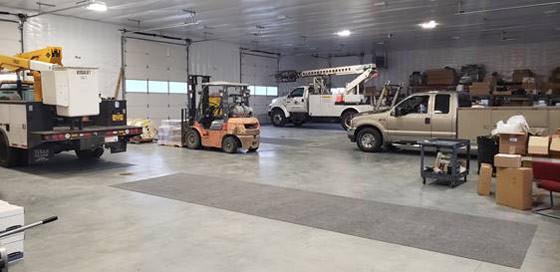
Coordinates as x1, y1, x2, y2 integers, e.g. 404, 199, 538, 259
124, 38, 188, 125
0, 22, 20, 55
189, 41, 240, 82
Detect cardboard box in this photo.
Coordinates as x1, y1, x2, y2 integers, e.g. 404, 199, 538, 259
499, 133, 528, 155
512, 69, 533, 83
478, 163, 493, 196
494, 154, 522, 168
496, 168, 533, 210
550, 136, 560, 158
470, 82, 491, 96
528, 136, 550, 156
425, 68, 457, 85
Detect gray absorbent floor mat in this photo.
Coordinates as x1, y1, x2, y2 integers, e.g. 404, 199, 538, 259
114, 173, 537, 268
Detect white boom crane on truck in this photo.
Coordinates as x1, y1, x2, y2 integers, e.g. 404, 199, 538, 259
268, 64, 377, 130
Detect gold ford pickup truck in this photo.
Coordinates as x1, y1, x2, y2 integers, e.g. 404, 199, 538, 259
348, 91, 560, 152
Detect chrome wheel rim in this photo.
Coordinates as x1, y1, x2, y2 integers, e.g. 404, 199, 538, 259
360, 133, 375, 149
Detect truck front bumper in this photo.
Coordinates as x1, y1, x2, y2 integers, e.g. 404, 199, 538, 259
347, 128, 357, 142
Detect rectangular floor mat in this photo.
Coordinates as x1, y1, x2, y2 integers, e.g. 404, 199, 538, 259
114, 173, 536, 268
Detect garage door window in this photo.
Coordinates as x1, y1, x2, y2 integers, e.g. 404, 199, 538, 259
169, 82, 187, 94
148, 81, 168, 93
248, 85, 279, 96
126, 80, 148, 93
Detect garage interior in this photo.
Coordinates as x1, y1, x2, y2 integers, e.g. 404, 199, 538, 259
0, 1, 559, 271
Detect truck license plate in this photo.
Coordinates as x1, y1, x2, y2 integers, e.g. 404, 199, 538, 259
105, 136, 119, 143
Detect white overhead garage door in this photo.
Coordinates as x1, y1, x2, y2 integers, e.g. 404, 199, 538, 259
124, 38, 188, 126
0, 21, 20, 55
241, 52, 279, 123
0, 21, 21, 82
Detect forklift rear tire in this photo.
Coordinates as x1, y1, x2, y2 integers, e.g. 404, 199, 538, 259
271, 109, 286, 127
185, 129, 202, 149
0, 132, 17, 168
222, 136, 239, 154
76, 148, 104, 160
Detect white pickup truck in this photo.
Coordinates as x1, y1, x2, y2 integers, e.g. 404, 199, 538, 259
348, 91, 560, 152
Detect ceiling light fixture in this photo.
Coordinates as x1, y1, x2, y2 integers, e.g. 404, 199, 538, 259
419, 20, 438, 29
336, 30, 352, 37
86, 0, 108, 12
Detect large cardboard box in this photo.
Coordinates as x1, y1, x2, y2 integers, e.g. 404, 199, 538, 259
496, 168, 533, 210
512, 69, 533, 83
425, 68, 457, 85
470, 82, 492, 96
478, 163, 493, 196
494, 154, 522, 168
528, 136, 550, 156
499, 133, 528, 155
550, 136, 560, 158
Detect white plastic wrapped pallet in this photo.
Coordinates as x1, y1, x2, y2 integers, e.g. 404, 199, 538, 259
157, 120, 183, 147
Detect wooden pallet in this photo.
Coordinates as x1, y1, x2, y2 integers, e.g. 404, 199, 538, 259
130, 138, 155, 144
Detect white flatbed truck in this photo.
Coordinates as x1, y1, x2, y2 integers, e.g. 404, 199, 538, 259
268, 64, 378, 130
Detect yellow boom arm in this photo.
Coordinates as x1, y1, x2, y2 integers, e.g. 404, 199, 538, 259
0, 47, 63, 101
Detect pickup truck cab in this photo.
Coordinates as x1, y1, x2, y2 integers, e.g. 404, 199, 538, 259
268, 85, 374, 130
348, 91, 471, 152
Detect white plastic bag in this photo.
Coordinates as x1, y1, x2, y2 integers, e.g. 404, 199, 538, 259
491, 115, 530, 135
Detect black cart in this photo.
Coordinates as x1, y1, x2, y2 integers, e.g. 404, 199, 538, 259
417, 139, 471, 188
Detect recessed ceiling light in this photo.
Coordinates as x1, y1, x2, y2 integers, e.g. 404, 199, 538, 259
452, 36, 461, 40
86, 0, 107, 12
336, 30, 352, 37
419, 20, 438, 29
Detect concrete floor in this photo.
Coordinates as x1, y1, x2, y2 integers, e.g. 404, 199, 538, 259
1, 124, 559, 272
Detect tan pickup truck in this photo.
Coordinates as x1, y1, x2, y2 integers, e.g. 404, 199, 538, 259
348, 91, 560, 152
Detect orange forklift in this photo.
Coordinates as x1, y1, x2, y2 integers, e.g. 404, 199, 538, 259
181, 75, 260, 153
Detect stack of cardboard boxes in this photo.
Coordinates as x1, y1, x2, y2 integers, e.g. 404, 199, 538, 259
478, 129, 560, 210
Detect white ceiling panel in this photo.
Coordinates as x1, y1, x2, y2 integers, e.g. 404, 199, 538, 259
0, 0, 559, 56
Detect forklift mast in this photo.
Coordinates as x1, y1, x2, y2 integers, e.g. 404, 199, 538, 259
186, 75, 210, 126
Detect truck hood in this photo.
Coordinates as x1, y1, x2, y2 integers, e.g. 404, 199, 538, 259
351, 111, 389, 128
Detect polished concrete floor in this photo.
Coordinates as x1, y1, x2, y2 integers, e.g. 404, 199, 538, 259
1, 124, 559, 272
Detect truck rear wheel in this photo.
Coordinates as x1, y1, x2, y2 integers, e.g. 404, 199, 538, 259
76, 148, 104, 160
271, 109, 286, 127
0, 132, 17, 168
222, 136, 239, 154
341, 110, 358, 131
185, 129, 202, 149
356, 127, 382, 152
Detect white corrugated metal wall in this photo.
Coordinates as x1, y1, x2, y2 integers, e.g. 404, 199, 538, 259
241, 52, 279, 123
24, 15, 122, 98
280, 41, 560, 92
278, 55, 329, 96
382, 41, 560, 86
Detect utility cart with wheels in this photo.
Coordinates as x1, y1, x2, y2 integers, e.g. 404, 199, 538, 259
417, 138, 471, 188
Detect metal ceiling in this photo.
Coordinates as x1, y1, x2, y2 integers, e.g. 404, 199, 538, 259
0, 0, 559, 56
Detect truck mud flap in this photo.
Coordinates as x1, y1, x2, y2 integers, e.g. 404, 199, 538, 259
29, 147, 54, 164
108, 141, 127, 154
79, 137, 104, 151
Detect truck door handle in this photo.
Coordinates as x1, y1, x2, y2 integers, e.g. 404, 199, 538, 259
425, 118, 431, 125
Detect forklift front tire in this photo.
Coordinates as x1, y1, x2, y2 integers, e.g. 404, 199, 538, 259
185, 129, 202, 149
